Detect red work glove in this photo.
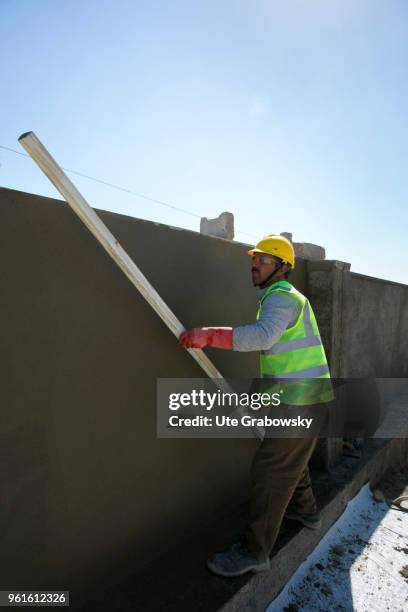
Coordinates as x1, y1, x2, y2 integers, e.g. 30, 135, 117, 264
179, 327, 233, 350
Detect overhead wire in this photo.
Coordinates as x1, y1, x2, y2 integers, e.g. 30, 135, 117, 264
0, 144, 258, 240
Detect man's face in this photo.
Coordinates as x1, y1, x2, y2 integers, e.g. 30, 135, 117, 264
251, 253, 281, 286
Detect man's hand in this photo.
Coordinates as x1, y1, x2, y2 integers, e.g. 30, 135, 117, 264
179, 328, 212, 348
179, 327, 233, 350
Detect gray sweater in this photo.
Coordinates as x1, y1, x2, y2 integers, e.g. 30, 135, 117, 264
233, 288, 301, 352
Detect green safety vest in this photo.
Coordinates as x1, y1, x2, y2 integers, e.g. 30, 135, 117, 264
257, 280, 333, 405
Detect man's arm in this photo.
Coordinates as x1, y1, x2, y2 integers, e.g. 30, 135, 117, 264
233, 293, 301, 352
179, 293, 301, 350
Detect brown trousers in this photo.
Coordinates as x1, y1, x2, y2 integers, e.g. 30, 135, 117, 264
246, 405, 326, 561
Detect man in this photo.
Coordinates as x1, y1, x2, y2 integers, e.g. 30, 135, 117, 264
179, 235, 331, 577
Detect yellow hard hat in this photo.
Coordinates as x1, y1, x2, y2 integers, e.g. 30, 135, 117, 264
248, 235, 295, 268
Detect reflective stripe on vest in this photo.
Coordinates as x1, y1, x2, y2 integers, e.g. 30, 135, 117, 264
262, 302, 322, 355
263, 363, 330, 380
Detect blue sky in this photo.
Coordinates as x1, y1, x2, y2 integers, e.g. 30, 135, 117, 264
1, 0, 407, 283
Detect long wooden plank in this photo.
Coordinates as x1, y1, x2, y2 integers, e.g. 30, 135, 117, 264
18, 131, 263, 439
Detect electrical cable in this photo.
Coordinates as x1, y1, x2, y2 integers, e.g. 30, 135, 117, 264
0, 144, 259, 239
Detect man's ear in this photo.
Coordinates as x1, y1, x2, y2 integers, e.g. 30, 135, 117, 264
283, 263, 290, 277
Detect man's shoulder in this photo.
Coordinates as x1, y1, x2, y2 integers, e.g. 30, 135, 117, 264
261, 290, 302, 314
264, 283, 305, 302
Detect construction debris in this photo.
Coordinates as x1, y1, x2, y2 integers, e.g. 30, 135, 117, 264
200, 211, 234, 240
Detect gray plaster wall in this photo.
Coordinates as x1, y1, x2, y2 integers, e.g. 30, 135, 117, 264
339, 271, 408, 377
305, 260, 408, 380
307, 261, 408, 442
1, 187, 310, 600
302, 260, 408, 468
339, 271, 408, 407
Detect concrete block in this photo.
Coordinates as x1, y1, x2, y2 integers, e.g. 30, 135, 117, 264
293, 242, 325, 261
280, 232, 293, 242
278, 233, 325, 261
200, 212, 234, 240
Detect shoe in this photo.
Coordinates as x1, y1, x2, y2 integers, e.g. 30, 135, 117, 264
207, 541, 270, 577
284, 509, 322, 530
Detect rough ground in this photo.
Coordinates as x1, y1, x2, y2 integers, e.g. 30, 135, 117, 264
266, 464, 408, 612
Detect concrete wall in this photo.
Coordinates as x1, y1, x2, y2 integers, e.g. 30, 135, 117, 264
340, 271, 408, 377
307, 262, 408, 379
3, 186, 407, 602
306, 260, 350, 377
1, 187, 309, 599
308, 265, 408, 413
339, 270, 408, 409
306, 260, 351, 468
304, 259, 408, 467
